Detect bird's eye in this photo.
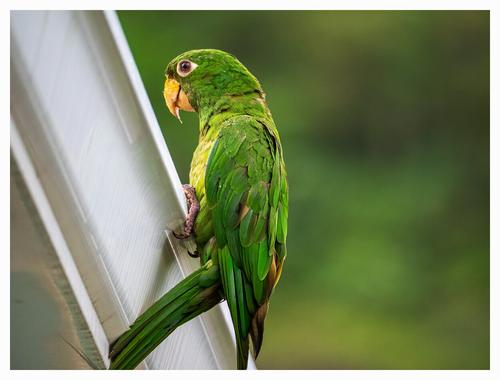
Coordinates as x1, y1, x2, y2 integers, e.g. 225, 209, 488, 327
177, 60, 198, 77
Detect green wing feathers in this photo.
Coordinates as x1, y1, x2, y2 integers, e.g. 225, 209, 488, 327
205, 116, 288, 368
109, 261, 222, 369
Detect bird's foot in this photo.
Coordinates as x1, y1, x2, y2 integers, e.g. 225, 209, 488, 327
172, 185, 200, 258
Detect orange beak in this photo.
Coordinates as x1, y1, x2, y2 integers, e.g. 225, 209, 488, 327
163, 77, 194, 123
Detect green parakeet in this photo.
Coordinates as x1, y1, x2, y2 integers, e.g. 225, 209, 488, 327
109, 49, 288, 370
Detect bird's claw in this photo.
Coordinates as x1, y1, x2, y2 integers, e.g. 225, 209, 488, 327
172, 230, 189, 240
187, 250, 200, 258
171, 184, 200, 259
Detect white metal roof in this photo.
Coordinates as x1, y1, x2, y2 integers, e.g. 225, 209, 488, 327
11, 10, 254, 370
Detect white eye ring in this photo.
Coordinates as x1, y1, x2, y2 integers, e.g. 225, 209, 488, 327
176, 60, 198, 77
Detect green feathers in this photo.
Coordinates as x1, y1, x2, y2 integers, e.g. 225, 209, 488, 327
203, 115, 287, 365
109, 261, 222, 369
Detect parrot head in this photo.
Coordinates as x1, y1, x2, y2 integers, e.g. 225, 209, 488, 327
163, 49, 263, 123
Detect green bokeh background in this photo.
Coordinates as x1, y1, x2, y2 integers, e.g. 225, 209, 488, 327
118, 11, 489, 369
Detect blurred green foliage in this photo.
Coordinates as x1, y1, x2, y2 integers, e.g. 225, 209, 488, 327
118, 11, 489, 369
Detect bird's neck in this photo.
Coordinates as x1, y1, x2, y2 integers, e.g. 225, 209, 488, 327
198, 92, 272, 135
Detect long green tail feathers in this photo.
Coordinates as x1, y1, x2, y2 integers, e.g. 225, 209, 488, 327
108, 260, 222, 369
